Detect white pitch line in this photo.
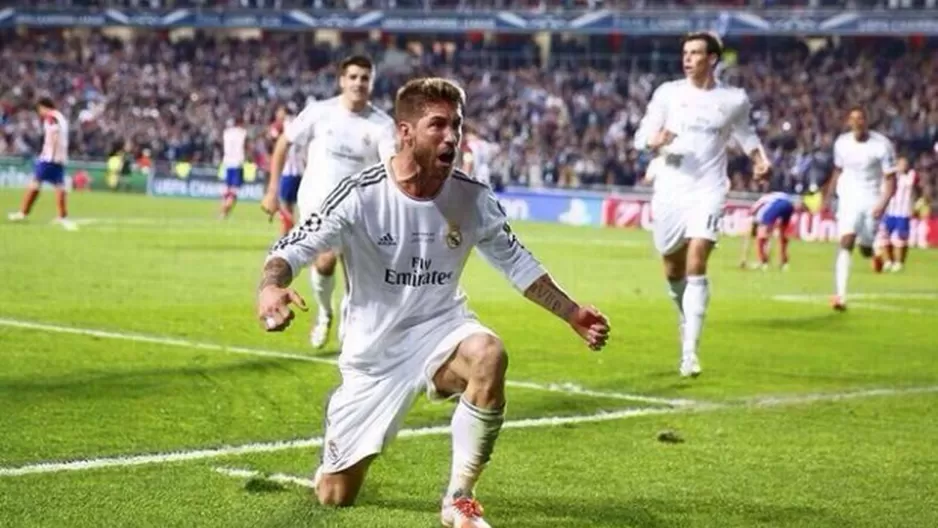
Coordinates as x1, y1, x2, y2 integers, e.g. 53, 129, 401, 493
2, 384, 936, 478
213, 467, 316, 489
772, 293, 938, 315
0, 317, 686, 407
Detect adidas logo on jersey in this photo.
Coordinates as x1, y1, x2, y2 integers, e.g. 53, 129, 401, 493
377, 233, 398, 246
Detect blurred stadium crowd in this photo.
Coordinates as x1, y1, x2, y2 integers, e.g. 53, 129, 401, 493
0, 28, 935, 198
7, 1, 938, 10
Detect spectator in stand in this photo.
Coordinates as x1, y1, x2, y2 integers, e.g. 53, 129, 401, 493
0, 30, 935, 201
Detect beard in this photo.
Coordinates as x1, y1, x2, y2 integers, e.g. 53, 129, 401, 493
414, 142, 452, 182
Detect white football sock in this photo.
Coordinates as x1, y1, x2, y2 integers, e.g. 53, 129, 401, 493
668, 278, 687, 319
835, 249, 851, 300
681, 275, 710, 360
310, 268, 335, 321
446, 396, 504, 499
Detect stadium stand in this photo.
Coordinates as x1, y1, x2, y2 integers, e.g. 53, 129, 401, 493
0, 29, 935, 198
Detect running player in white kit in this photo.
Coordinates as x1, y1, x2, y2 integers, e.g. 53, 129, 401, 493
634, 32, 770, 377
828, 107, 896, 310
220, 117, 248, 219
8, 97, 77, 230
874, 154, 921, 272
262, 55, 397, 349
257, 78, 610, 527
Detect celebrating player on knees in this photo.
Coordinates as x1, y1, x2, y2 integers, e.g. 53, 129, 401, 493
634, 32, 770, 378
262, 55, 397, 350
257, 77, 609, 526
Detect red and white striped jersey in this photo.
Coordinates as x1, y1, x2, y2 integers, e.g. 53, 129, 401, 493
39, 110, 68, 164
886, 170, 919, 218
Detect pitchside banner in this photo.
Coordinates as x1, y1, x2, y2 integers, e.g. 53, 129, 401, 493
495, 188, 938, 249
0, 156, 148, 193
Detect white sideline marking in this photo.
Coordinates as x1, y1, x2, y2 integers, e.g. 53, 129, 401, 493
213, 467, 316, 489
773, 293, 938, 315
1, 384, 936, 478
0, 317, 686, 407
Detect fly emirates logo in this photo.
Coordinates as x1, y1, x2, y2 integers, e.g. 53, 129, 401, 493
384, 257, 453, 287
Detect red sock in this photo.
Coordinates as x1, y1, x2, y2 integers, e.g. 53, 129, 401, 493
279, 208, 294, 235
757, 237, 769, 263
55, 188, 68, 218
780, 236, 789, 264
21, 188, 39, 215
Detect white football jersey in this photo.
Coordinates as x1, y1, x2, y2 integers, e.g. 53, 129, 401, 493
465, 136, 500, 186
222, 126, 247, 168
268, 163, 546, 375
281, 116, 305, 177
285, 96, 396, 206
833, 130, 896, 205
634, 79, 763, 194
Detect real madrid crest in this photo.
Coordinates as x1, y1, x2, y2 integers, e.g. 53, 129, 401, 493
445, 223, 462, 249
362, 134, 372, 147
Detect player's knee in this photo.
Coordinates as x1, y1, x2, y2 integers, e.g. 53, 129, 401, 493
463, 334, 508, 386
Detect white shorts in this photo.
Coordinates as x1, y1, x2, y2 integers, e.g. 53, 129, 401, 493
836, 202, 878, 247
651, 190, 726, 256
320, 318, 496, 474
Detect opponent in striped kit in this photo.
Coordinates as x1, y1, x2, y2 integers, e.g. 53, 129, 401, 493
8, 97, 77, 230
742, 191, 797, 270
874, 155, 922, 272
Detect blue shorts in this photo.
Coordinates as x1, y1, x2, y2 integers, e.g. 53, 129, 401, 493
756, 200, 795, 227
881, 215, 911, 241
279, 175, 301, 204
35, 161, 65, 186
225, 167, 244, 188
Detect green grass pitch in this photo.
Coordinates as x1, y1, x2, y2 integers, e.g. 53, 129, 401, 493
1, 189, 937, 527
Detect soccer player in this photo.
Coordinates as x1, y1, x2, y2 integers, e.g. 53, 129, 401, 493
220, 117, 248, 219
268, 106, 305, 236
634, 32, 770, 378
874, 154, 921, 272
8, 97, 77, 230
828, 107, 896, 310
741, 191, 797, 271
256, 78, 610, 527
261, 55, 396, 349
460, 126, 500, 187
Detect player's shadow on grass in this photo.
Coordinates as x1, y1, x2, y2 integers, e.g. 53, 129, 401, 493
363, 494, 847, 527
731, 313, 845, 333
0, 358, 304, 395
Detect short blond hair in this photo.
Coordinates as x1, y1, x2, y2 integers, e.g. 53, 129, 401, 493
394, 77, 466, 123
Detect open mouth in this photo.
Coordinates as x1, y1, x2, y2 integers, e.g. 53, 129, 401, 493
437, 151, 456, 164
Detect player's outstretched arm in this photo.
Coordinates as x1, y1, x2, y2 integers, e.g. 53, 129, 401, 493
262, 134, 290, 217
522, 274, 610, 351
257, 257, 308, 332
474, 194, 610, 351
730, 93, 771, 178
257, 187, 353, 331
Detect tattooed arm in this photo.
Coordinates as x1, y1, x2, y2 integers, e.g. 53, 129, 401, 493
258, 256, 294, 292
475, 193, 610, 350
523, 274, 578, 323
257, 185, 356, 332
